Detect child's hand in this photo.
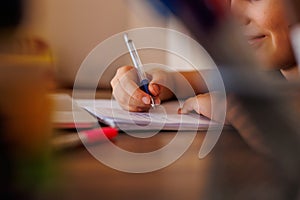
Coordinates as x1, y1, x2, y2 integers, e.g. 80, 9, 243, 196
110, 66, 174, 112
178, 91, 229, 124
178, 92, 278, 157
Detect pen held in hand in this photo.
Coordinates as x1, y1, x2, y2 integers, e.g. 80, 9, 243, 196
124, 33, 156, 108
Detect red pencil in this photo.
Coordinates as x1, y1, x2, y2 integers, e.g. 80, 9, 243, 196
52, 127, 118, 149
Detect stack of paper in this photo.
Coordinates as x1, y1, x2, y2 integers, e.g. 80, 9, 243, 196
50, 94, 98, 129
76, 99, 220, 131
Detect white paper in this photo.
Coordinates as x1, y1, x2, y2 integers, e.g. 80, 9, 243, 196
76, 99, 218, 131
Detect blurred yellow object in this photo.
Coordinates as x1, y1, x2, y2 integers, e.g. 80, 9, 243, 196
0, 37, 54, 155
0, 37, 55, 197
0, 60, 52, 155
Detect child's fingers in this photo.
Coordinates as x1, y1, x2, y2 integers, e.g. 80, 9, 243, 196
178, 97, 199, 114
148, 71, 169, 96
178, 94, 212, 119
149, 83, 161, 96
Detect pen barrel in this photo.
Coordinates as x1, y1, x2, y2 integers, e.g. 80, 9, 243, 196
139, 79, 152, 96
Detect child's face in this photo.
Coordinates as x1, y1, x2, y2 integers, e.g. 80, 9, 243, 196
231, 0, 296, 69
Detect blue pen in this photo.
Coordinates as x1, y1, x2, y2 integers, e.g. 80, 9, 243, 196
124, 33, 155, 108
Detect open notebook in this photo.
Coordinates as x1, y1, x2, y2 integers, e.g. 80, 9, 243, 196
76, 99, 220, 131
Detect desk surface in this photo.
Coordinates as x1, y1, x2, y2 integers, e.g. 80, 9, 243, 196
44, 90, 297, 200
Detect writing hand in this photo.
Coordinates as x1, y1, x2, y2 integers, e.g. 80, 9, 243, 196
110, 66, 173, 112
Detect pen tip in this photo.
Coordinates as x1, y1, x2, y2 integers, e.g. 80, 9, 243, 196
150, 97, 156, 108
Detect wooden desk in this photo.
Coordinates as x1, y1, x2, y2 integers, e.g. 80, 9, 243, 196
43, 90, 298, 200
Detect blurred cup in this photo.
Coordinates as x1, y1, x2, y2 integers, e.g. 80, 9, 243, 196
0, 37, 54, 198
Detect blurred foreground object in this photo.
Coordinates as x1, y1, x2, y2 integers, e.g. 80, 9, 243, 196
0, 0, 55, 198
0, 53, 54, 199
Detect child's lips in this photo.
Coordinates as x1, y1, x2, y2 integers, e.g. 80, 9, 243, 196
247, 35, 266, 46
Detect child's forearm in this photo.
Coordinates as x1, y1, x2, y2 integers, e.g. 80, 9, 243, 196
172, 69, 218, 99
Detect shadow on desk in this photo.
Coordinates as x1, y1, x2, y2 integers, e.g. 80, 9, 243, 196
203, 130, 299, 200
40, 128, 299, 200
